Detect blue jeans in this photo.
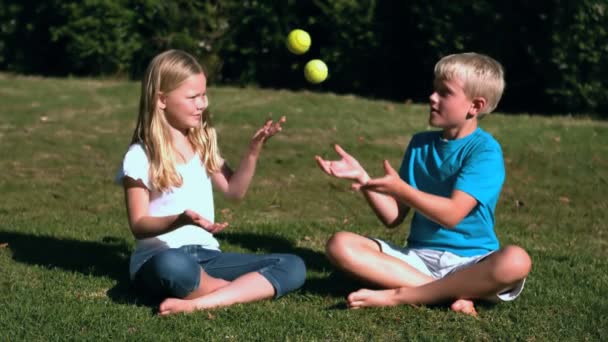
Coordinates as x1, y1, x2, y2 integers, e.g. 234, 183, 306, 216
134, 245, 306, 299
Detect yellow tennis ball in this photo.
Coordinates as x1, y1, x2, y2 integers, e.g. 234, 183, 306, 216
286, 29, 311, 55
304, 59, 328, 84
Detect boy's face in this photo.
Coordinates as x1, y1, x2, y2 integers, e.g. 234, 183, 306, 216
429, 77, 475, 129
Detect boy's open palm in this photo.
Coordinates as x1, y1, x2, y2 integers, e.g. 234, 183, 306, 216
357, 160, 403, 194
181, 209, 229, 234
315, 145, 368, 183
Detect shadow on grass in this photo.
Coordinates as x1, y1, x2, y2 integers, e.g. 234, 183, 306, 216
220, 231, 356, 297
304, 272, 363, 300
0, 230, 155, 308
0, 230, 130, 280
0, 229, 357, 306
220, 231, 331, 271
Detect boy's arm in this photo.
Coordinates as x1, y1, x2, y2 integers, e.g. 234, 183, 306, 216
359, 160, 477, 229
212, 117, 285, 200
316, 145, 409, 228
360, 188, 410, 228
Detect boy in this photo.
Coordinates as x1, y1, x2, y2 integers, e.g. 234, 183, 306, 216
315, 53, 531, 316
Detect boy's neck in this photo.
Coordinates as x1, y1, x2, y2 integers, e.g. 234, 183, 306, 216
442, 119, 478, 140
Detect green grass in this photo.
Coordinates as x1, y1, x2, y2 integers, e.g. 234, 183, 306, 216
1, 72, 607, 341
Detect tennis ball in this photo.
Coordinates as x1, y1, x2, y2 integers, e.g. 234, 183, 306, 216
304, 59, 328, 84
286, 29, 311, 55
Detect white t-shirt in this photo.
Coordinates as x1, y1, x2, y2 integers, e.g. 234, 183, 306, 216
115, 143, 220, 279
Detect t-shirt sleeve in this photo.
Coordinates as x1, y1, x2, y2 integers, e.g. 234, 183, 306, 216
398, 135, 416, 183
114, 144, 151, 189
454, 146, 505, 205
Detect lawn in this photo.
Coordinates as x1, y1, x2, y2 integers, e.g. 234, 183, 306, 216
0, 73, 606, 341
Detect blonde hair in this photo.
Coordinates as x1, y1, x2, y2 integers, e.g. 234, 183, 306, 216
131, 49, 222, 192
434, 52, 505, 115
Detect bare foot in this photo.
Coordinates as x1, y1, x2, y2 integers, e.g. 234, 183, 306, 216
347, 288, 400, 309
159, 298, 197, 316
450, 299, 478, 316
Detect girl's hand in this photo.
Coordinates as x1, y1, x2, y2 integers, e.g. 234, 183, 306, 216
356, 160, 404, 194
250, 116, 286, 151
180, 209, 229, 234
315, 144, 370, 184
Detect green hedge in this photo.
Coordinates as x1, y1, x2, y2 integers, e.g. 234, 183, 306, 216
50, 0, 142, 75
1, 0, 606, 115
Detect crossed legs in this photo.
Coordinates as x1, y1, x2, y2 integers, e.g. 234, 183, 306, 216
326, 231, 531, 315
135, 248, 306, 315
159, 271, 275, 315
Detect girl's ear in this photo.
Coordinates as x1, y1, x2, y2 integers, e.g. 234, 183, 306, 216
157, 92, 167, 110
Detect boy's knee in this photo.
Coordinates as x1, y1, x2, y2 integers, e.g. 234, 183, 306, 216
325, 231, 354, 259
494, 245, 531, 283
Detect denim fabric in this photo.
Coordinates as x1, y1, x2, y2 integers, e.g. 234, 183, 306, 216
134, 245, 306, 299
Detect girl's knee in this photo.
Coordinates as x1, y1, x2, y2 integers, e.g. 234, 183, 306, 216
280, 254, 307, 289
152, 249, 198, 275
262, 254, 306, 296
140, 249, 200, 298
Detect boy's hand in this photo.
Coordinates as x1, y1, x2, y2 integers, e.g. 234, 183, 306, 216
181, 209, 229, 234
356, 160, 404, 194
315, 144, 370, 184
250, 116, 286, 151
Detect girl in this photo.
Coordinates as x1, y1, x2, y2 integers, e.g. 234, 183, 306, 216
116, 50, 306, 315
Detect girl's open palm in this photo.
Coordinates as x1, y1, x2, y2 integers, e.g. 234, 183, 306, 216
181, 209, 229, 234
315, 145, 368, 183
251, 116, 286, 146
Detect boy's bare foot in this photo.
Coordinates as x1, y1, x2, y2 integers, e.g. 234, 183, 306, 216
159, 298, 197, 316
347, 288, 400, 309
450, 299, 478, 316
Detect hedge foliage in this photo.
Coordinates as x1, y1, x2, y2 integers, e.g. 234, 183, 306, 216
1, 0, 606, 115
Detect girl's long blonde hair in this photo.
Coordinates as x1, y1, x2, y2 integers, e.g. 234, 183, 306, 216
131, 50, 222, 192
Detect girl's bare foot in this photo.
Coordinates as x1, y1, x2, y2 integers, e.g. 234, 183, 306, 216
450, 299, 478, 316
347, 288, 400, 309
159, 298, 197, 316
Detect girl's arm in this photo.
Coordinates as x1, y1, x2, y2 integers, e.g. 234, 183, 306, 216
359, 160, 477, 229
123, 177, 227, 239
316, 144, 410, 228
212, 117, 285, 200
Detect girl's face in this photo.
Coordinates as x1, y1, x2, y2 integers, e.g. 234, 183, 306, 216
428, 77, 474, 129
160, 73, 208, 132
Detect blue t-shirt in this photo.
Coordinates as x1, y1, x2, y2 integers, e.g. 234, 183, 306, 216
399, 127, 505, 256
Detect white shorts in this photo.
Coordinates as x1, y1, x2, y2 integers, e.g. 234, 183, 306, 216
372, 238, 526, 302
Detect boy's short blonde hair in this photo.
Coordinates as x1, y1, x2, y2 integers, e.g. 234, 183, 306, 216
434, 52, 505, 115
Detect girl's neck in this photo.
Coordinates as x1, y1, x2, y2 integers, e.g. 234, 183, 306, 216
169, 128, 195, 163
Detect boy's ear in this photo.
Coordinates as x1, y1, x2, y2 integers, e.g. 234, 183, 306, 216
157, 92, 166, 110
469, 97, 487, 116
